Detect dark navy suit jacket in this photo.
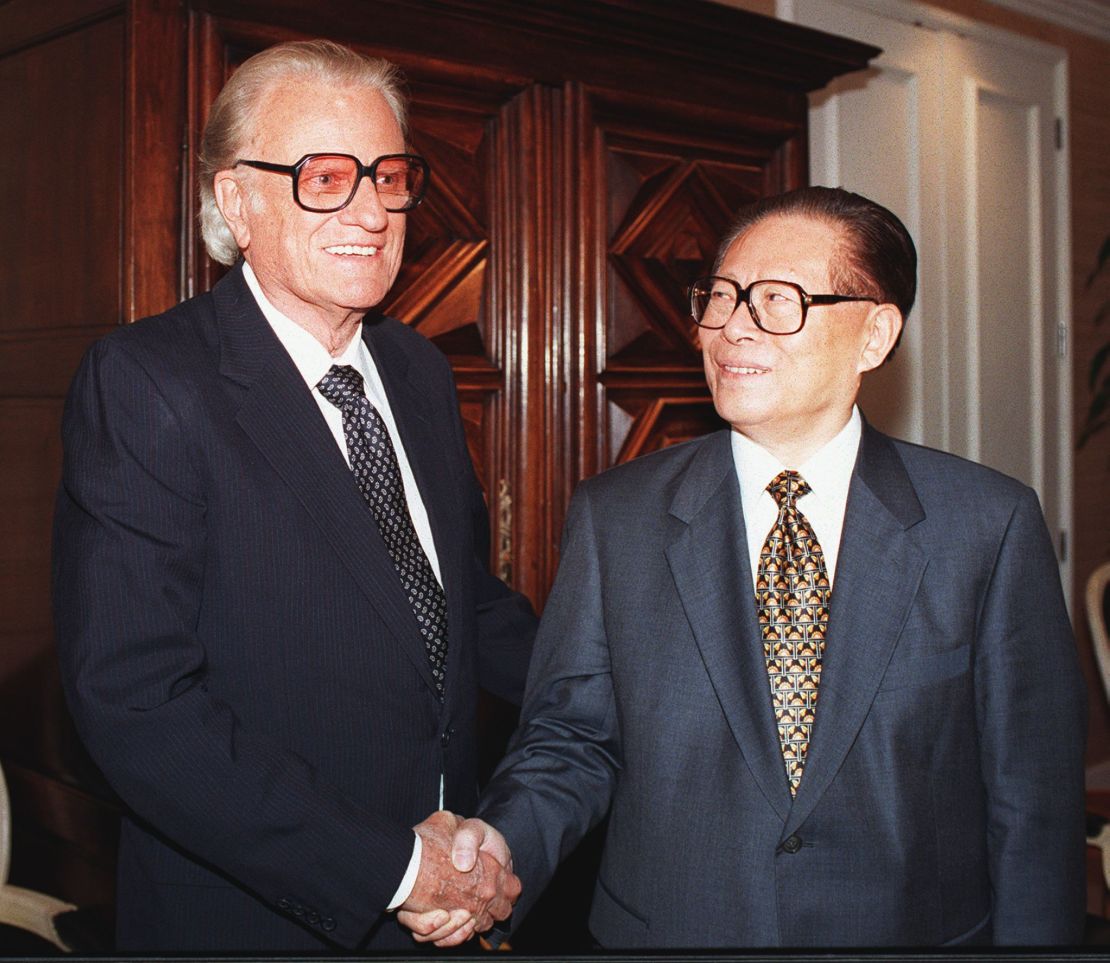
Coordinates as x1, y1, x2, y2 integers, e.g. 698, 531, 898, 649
479, 423, 1086, 948
52, 264, 535, 952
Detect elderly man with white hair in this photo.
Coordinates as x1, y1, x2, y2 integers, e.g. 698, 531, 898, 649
53, 39, 534, 953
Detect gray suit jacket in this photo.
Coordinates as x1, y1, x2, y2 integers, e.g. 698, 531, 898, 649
479, 423, 1086, 948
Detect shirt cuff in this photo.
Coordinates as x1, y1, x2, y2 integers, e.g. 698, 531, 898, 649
387, 832, 422, 910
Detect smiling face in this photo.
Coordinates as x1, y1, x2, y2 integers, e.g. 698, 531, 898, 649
701, 214, 902, 464
213, 79, 408, 346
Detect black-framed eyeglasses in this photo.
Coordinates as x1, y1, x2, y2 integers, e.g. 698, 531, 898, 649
234, 152, 429, 213
689, 276, 877, 335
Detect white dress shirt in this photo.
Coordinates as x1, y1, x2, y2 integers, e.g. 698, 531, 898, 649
243, 263, 442, 584
731, 406, 863, 589
242, 263, 426, 908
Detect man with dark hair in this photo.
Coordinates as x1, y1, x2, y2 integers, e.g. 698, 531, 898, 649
405, 186, 1086, 948
53, 39, 533, 952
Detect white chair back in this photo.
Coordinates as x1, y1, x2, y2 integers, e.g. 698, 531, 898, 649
0, 759, 10, 886
1088, 561, 1110, 706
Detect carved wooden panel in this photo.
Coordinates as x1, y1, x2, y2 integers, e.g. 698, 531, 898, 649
528, 83, 812, 581
190, 19, 557, 599
385, 88, 502, 498
588, 86, 805, 472
398, 79, 563, 599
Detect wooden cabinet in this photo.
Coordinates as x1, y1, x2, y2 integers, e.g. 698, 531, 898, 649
183, 1, 876, 604
0, 0, 875, 922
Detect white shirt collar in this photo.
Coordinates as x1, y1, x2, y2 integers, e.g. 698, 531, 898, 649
731, 407, 862, 587
240, 263, 442, 587
731, 406, 862, 507
241, 260, 363, 389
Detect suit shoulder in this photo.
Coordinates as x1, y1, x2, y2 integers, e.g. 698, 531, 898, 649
366, 314, 451, 370
878, 435, 1042, 532
92, 291, 218, 376
887, 435, 1032, 500
578, 431, 725, 500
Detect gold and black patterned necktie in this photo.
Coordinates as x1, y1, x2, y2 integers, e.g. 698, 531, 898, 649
317, 364, 449, 698
756, 470, 831, 796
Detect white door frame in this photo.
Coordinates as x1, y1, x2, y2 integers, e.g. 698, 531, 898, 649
777, 0, 1073, 600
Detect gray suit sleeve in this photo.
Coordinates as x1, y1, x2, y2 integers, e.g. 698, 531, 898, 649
477, 484, 621, 925
974, 486, 1087, 944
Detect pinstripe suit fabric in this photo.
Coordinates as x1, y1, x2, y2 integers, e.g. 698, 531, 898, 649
52, 264, 535, 952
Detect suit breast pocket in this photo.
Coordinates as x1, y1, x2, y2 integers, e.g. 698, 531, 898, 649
877, 643, 971, 693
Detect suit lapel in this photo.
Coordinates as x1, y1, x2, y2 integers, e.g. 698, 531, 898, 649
784, 423, 928, 835
214, 269, 439, 695
665, 431, 793, 822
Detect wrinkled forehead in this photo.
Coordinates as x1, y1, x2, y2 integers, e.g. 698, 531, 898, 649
245, 79, 404, 158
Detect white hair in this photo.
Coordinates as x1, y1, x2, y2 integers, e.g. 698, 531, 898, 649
198, 39, 409, 266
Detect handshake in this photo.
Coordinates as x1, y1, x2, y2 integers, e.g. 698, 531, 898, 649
397, 811, 520, 947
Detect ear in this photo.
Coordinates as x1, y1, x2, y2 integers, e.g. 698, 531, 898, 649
857, 303, 903, 373
213, 171, 251, 252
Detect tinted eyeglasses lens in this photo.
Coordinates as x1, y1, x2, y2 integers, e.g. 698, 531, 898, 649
295, 155, 427, 213
373, 157, 426, 211
297, 155, 360, 211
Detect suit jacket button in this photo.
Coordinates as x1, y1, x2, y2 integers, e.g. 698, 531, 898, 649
441, 728, 452, 748
306, 909, 320, 924
277, 897, 291, 911
322, 917, 337, 932
782, 834, 802, 854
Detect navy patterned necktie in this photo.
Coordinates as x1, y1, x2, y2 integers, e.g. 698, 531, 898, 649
317, 364, 448, 697
756, 470, 831, 796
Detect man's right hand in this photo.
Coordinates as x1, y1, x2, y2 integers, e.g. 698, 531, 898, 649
397, 811, 519, 947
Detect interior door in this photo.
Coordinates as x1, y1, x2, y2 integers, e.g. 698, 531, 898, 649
782, 0, 1072, 593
